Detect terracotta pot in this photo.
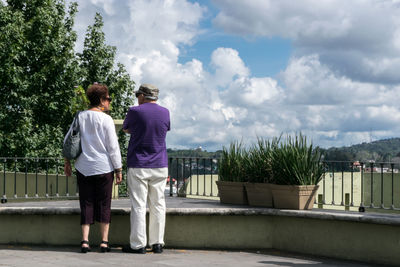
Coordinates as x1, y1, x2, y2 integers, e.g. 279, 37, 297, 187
216, 181, 248, 205
270, 184, 319, 210
245, 183, 273, 208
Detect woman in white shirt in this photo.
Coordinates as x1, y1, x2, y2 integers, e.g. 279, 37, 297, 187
64, 83, 122, 253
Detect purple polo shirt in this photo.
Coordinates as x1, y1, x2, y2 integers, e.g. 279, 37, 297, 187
123, 103, 170, 168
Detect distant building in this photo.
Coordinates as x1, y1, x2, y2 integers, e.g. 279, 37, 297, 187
353, 161, 398, 173
364, 167, 399, 173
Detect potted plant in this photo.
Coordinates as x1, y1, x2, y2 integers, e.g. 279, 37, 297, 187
270, 134, 324, 210
216, 141, 248, 205
244, 137, 279, 208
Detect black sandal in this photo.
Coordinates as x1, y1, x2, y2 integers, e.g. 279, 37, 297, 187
81, 240, 91, 253
100, 241, 111, 253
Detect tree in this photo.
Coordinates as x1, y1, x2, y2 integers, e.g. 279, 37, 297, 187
0, 0, 79, 157
77, 12, 135, 119
0, 2, 135, 158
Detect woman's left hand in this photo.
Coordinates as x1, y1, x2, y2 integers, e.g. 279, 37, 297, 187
115, 172, 123, 184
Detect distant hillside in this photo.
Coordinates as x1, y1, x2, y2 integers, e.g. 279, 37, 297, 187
167, 138, 400, 162
321, 138, 400, 162
167, 148, 222, 158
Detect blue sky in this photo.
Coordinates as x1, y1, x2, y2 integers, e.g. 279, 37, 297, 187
69, 0, 400, 151
181, 35, 292, 78
181, 0, 292, 78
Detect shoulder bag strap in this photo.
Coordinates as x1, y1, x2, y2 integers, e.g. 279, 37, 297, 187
71, 111, 81, 134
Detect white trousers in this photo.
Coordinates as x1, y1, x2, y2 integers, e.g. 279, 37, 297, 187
127, 167, 168, 249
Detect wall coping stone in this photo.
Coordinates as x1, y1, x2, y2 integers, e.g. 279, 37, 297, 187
1, 206, 400, 226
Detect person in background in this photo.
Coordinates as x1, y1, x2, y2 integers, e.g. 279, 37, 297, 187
122, 84, 170, 254
64, 83, 123, 253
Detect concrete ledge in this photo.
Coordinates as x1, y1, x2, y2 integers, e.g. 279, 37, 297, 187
2, 206, 400, 226
1, 205, 400, 265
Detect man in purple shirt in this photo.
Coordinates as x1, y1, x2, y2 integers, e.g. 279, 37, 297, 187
122, 84, 170, 254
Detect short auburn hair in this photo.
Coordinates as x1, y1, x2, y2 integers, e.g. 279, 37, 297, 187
86, 83, 109, 106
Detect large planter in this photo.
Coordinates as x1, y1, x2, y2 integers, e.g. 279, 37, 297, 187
245, 183, 273, 208
270, 184, 319, 210
216, 181, 248, 205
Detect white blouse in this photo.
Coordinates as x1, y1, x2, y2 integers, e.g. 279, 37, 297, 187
65, 110, 122, 176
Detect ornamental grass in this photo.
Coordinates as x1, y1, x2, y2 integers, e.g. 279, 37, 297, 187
218, 141, 248, 182
271, 133, 324, 185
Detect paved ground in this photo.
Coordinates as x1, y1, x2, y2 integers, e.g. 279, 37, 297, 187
0, 245, 376, 267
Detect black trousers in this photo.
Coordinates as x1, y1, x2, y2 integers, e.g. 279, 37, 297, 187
77, 170, 114, 225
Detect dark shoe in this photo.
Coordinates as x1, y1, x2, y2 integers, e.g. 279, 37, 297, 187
122, 245, 146, 254
100, 241, 111, 253
80, 240, 91, 253
152, 244, 163, 253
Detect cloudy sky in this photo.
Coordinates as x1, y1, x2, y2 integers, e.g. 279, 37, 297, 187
69, 0, 400, 151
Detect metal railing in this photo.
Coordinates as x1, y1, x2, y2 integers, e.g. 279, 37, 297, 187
0, 156, 220, 202
320, 161, 400, 212
0, 157, 78, 202
169, 159, 400, 211
167, 157, 219, 198
3, 157, 400, 212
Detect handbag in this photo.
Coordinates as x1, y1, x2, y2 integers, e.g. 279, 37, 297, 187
62, 111, 82, 160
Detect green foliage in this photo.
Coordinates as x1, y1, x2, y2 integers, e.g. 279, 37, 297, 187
219, 134, 323, 185
117, 128, 128, 196
218, 141, 248, 182
107, 63, 135, 118
78, 13, 116, 91
0, 0, 79, 157
321, 138, 400, 163
77, 13, 135, 119
0, 2, 135, 158
167, 148, 222, 158
70, 85, 89, 114
271, 134, 324, 185
245, 137, 279, 183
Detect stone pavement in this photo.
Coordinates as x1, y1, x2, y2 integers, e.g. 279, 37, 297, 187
0, 245, 375, 267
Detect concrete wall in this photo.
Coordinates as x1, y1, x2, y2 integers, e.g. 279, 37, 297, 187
1, 207, 400, 265
165, 215, 273, 249
271, 215, 400, 265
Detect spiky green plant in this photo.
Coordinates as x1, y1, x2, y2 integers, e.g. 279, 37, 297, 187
245, 137, 279, 183
271, 134, 324, 185
218, 141, 248, 182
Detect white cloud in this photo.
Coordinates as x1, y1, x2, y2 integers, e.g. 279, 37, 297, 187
212, 0, 355, 40
283, 55, 376, 105
367, 105, 400, 124
223, 76, 281, 106
90, 0, 116, 15
213, 0, 400, 84
127, 0, 205, 50
210, 48, 249, 87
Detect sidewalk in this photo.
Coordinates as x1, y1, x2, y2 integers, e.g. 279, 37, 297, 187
0, 245, 374, 267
